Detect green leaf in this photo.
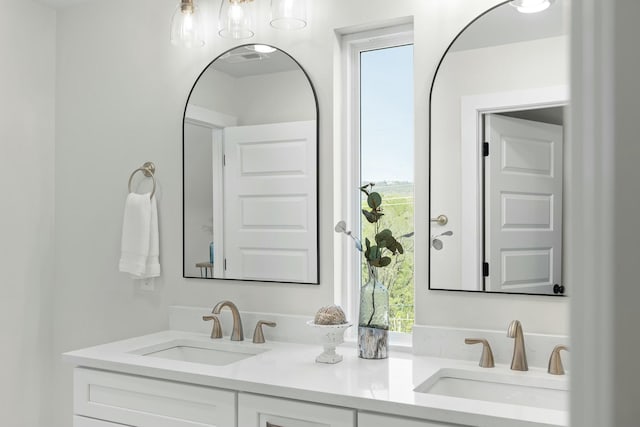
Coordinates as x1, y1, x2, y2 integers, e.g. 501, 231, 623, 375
362, 209, 377, 223
367, 192, 382, 209
396, 241, 404, 254
375, 229, 392, 245
367, 245, 381, 261
378, 257, 392, 267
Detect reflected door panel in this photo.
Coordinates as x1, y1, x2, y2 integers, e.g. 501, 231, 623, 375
223, 121, 317, 282
484, 114, 563, 293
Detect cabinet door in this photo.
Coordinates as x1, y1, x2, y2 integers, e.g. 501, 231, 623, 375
359, 412, 458, 427
238, 393, 355, 427
74, 368, 236, 427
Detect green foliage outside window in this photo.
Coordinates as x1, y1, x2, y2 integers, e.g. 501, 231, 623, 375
361, 181, 414, 333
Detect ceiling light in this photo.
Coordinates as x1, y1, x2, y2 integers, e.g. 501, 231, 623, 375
270, 0, 307, 30
170, 0, 205, 48
219, 0, 256, 39
510, 0, 554, 14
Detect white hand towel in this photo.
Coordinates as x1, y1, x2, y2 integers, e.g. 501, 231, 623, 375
143, 196, 160, 278
119, 193, 161, 278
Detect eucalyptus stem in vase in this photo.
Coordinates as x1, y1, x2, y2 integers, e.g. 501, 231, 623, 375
335, 183, 404, 359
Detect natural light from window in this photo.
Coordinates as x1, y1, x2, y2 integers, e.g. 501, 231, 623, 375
360, 44, 414, 333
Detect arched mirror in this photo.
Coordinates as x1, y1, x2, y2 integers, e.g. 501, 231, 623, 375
429, 0, 570, 295
183, 45, 318, 284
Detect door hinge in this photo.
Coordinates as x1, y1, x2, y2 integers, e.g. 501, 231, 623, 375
483, 142, 490, 157
483, 262, 489, 277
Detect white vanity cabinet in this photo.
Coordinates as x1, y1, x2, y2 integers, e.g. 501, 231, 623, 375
73, 417, 124, 427
73, 368, 236, 427
359, 412, 458, 427
238, 393, 355, 427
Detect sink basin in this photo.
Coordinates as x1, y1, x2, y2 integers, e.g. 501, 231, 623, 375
415, 368, 568, 411
129, 339, 268, 366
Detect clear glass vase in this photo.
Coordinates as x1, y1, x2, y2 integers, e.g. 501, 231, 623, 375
358, 265, 389, 359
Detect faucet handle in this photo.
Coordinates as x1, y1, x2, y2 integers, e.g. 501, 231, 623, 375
202, 315, 223, 339
548, 345, 569, 375
253, 320, 277, 344
465, 338, 495, 368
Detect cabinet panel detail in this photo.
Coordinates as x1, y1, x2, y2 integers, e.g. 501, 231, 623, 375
358, 412, 459, 427
238, 393, 354, 427
74, 368, 236, 427
74, 416, 130, 427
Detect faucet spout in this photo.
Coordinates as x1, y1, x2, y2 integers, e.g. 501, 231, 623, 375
507, 320, 528, 371
212, 300, 244, 341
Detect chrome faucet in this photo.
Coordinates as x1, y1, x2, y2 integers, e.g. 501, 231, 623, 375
507, 320, 528, 371
212, 300, 244, 341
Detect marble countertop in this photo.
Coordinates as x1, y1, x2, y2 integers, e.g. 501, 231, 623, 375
63, 330, 568, 427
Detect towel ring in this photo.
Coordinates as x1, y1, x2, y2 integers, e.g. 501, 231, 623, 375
128, 162, 156, 199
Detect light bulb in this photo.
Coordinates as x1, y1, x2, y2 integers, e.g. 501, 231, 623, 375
170, 0, 205, 48
219, 0, 255, 39
229, 3, 244, 22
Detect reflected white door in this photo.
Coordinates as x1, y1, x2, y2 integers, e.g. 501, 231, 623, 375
485, 114, 563, 293
223, 120, 317, 282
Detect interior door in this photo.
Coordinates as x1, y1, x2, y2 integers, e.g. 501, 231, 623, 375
484, 114, 563, 293
223, 120, 317, 283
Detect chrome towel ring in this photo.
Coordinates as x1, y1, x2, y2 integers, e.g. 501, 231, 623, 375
128, 162, 156, 199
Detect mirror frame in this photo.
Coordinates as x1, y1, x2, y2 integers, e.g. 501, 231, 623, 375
181, 44, 320, 284
427, 2, 567, 296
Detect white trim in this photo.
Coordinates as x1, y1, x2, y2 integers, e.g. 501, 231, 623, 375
211, 129, 225, 278
459, 86, 569, 291
184, 105, 238, 278
339, 25, 414, 337
185, 104, 238, 128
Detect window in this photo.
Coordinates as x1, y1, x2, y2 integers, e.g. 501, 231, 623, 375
340, 25, 414, 336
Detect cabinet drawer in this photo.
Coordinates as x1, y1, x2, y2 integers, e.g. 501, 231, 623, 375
238, 393, 355, 427
359, 412, 459, 427
74, 368, 236, 427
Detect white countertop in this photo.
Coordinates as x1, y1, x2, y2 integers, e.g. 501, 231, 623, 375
63, 330, 568, 427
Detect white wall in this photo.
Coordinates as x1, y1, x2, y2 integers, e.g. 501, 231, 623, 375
0, 1, 56, 426
235, 70, 315, 125
50, 0, 569, 426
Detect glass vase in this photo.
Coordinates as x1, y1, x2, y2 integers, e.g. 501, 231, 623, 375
358, 265, 389, 359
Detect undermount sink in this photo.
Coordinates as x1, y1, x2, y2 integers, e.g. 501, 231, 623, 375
129, 339, 268, 366
415, 368, 568, 411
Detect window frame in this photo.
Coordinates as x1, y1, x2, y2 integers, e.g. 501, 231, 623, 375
339, 25, 414, 343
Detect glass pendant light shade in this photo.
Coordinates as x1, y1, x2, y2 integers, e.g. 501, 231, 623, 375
270, 0, 307, 30
510, 0, 554, 14
219, 0, 256, 39
170, 0, 205, 47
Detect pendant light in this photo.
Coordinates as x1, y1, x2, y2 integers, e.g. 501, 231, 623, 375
270, 0, 307, 30
510, 0, 554, 14
170, 0, 205, 47
219, 0, 256, 39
